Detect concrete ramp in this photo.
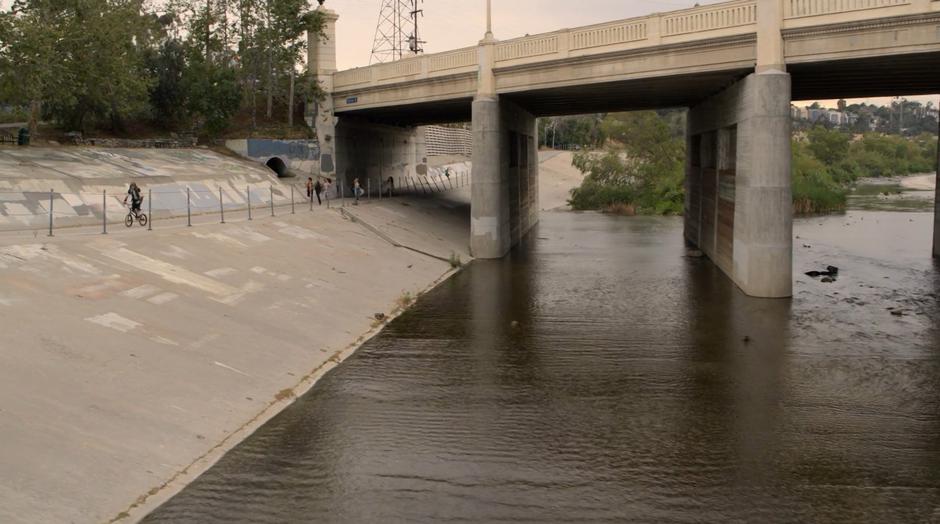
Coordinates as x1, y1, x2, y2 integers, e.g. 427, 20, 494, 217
0, 147, 296, 231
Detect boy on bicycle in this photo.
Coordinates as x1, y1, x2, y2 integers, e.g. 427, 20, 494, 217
123, 182, 142, 214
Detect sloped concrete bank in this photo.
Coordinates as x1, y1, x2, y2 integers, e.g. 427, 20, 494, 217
0, 198, 470, 524
0, 146, 305, 232
0, 148, 583, 523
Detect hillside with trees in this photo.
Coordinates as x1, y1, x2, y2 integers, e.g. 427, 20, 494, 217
551, 109, 937, 216
0, 0, 323, 139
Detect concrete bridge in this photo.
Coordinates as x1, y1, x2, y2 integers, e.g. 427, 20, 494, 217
308, 0, 940, 298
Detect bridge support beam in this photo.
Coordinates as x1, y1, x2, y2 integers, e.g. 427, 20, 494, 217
687, 71, 793, 298
470, 97, 539, 258
334, 118, 427, 195
934, 117, 940, 259
308, 5, 339, 181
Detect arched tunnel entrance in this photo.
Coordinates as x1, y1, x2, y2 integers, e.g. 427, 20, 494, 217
265, 157, 289, 178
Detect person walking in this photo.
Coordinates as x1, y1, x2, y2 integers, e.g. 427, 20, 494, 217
386, 176, 395, 197
313, 178, 323, 205
306, 177, 314, 201
353, 178, 364, 205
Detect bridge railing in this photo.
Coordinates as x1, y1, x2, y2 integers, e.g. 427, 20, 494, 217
782, 0, 938, 28
334, 45, 479, 90
332, 0, 939, 91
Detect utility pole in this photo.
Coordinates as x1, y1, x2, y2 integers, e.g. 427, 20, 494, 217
371, 0, 426, 64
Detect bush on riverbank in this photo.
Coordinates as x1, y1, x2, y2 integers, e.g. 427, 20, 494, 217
568, 111, 685, 215
792, 140, 848, 214
568, 113, 936, 216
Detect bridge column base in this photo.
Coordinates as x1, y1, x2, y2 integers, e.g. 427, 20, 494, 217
470, 97, 539, 258
687, 71, 793, 298
934, 118, 940, 259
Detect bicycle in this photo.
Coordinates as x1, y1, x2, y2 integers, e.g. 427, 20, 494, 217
124, 203, 148, 227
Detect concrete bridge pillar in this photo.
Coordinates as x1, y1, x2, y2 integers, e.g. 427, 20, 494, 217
308, 5, 339, 181
934, 117, 940, 259
470, 12, 539, 258
687, 72, 793, 298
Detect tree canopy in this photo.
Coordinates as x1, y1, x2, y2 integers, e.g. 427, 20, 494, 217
0, 0, 324, 137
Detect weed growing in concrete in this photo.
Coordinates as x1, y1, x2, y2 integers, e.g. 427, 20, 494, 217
449, 252, 462, 269
396, 291, 414, 310
274, 388, 295, 402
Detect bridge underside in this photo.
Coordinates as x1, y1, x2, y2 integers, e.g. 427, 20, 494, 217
334, 51, 940, 128
332, 53, 938, 297
790, 51, 940, 100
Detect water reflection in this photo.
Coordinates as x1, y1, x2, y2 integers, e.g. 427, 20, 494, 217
144, 212, 940, 523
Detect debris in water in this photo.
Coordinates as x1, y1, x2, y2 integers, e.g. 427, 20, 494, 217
805, 265, 839, 278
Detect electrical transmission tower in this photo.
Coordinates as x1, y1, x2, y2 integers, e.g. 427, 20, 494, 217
370, 0, 426, 64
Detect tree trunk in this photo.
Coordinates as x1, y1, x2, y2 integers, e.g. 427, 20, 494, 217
265, 51, 273, 119
28, 100, 40, 137
288, 68, 294, 128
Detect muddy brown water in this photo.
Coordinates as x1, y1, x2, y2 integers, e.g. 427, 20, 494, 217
144, 207, 940, 523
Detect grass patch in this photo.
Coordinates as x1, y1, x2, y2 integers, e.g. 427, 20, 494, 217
274, 388, 295, 402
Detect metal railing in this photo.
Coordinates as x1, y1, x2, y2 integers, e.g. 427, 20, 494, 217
0, 171, 472, 235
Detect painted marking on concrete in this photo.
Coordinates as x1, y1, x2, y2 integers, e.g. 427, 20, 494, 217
161, 246, 191, 260
211, 280, 264, 306
190, 333, 220, 349
213, 361, 252, 378
122, 284, 161, 300
250, 266, 267, 274
204, 267, 237, 278
150, 336, 179, 346
61, 193, 85, 208
45, 247, 102, 275
0, 296, 15, 306
276, 274, 292, 282
102, 248, 238, 297
228, 228, 272, 243
190, 232, 247, 248
147, 292, 179, 305
2, 202, 33, 224
0, 191, 24, 201
85, 312, 141, 333
277, 224, 326, 240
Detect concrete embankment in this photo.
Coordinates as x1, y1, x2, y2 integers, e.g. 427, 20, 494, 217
0, 147, 582, 523
0, 195, 469, 523
0, 147, 300, 232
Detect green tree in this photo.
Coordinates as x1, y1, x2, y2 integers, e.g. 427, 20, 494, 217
570, 111, 685, 214
0, 1, 68, 135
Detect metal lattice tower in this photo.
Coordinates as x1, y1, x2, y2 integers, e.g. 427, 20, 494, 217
370, 0, 425, 64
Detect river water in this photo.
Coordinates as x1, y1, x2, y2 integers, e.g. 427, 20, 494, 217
144, 190, 940, 522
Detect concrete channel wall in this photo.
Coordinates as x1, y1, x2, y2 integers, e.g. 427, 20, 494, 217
0, 147, 318, 233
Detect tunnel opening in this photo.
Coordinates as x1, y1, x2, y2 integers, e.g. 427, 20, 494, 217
265, 157, 289, 178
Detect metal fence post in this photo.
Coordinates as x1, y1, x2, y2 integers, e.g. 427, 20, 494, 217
340, 181, 345, 207
102, 189, 107, 235
368, 178, 371, 201
219, 187, 225, 224
247, 185, 252, 220
147, 188, 152, 231
186, 187, 192, 227
47, 189, 54, 237
291, 185, 295, 214
270, 186, 275, 217
310, 185, 314, 211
